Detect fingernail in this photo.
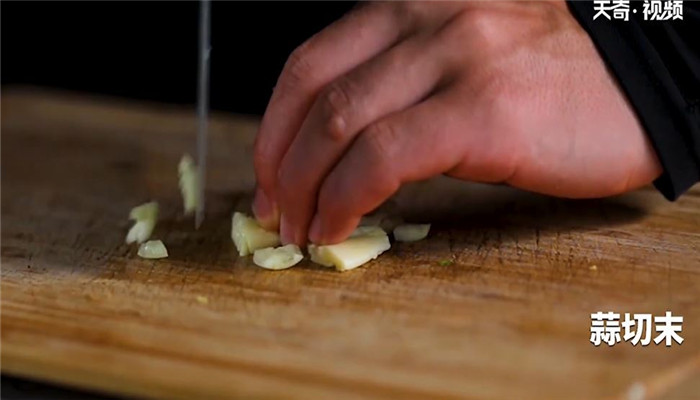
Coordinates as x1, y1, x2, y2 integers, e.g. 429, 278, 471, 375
309, 215, 323, 244
280, 214, 294, 244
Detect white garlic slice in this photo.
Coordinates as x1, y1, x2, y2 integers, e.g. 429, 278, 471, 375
231, 212, 281, 256
393, 224, 431, 242
308, 227, 390, 271
138, 239, 168, 259
253, 244, 303, 270
125, 201, 159, 244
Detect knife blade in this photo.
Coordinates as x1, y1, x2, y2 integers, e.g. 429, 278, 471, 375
195, 0, 211, 229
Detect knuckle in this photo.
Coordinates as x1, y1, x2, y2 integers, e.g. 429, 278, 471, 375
438, 9, 501, 53
362, 121, 400, 166
318, 79, 358, 142
462, 8, 499, 37
279, 42, 314, 93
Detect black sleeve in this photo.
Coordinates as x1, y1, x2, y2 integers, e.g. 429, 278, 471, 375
566, 0, 700, 200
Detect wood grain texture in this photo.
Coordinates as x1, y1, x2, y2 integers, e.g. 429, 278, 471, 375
2, 88, 699, 400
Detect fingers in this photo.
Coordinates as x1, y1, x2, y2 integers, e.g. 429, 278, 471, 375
252, 3, 406, 229
309, 89, 470, 245
276, 34, 449, 245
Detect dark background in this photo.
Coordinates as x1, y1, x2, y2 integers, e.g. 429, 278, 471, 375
1, 1, 356, 115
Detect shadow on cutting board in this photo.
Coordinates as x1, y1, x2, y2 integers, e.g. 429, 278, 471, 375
1, 374, 126, 400
156, 177, 653, 267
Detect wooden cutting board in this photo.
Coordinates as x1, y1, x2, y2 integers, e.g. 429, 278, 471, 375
2, 88, 699, 400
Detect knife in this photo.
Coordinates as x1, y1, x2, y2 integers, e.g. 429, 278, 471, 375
195, 0, 211, 229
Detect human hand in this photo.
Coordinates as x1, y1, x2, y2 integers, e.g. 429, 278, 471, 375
252, 1, 662, 245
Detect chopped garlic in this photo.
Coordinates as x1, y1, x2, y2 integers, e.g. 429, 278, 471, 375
178, 154, 199, 215
125, 201, 159, 244
349, 226, 386, 238
130, 201, 159, 221
231, 212, 281, 256
308, 245, 333, 267
138, 240, 168, 259
308, 227, 390, 271
126, 221, 153, 245
626, 382, 646, 400
393, 224, 431, 242
253, 244, 303, 270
